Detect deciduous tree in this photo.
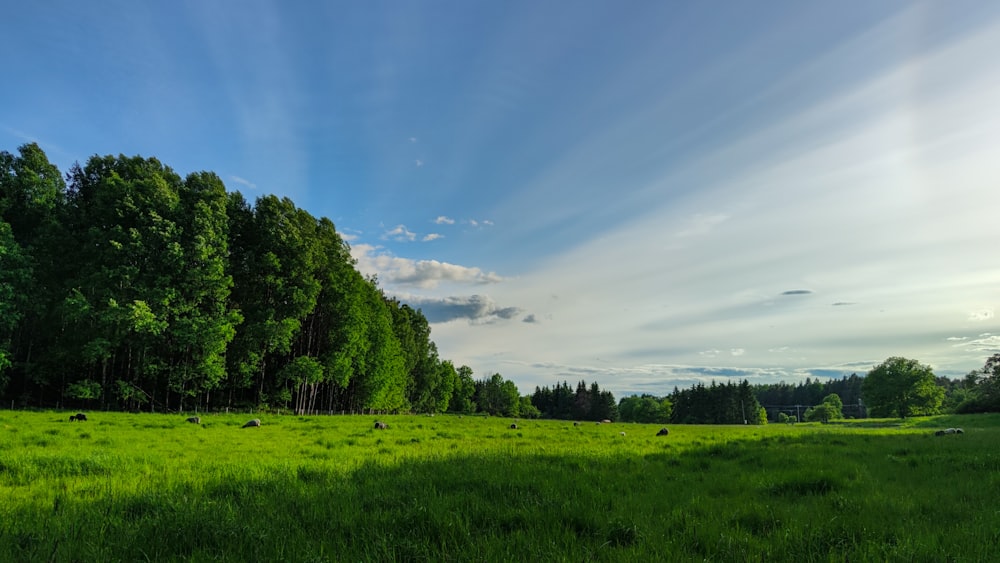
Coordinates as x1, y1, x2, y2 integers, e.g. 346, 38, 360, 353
862, 357, 943, 418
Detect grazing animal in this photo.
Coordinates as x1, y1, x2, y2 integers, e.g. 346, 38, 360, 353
935, 428, 964, 436
620, 431, 626, 436
510, 423, 518, 430
657, 427, 670, 437
374, 421, 388, 429
242, 418, 261, 428
69, 413, 87, 422
186, 416, 201, 424
601, 419, 612, 424
573, 422, 581, 426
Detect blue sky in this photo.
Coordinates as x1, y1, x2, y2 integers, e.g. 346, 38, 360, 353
4, 1, 999, 396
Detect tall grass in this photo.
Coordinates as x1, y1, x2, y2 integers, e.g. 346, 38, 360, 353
1, 411, 999, 561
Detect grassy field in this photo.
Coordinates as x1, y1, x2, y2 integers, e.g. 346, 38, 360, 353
1, 411, 999, 562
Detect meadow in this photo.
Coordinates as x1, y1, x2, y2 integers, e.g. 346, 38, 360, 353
1, 411, 999, 562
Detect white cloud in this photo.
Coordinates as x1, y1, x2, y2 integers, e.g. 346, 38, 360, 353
351, 244, 504, 289
422, 233, 443, 242
414, 159, 424, 167
383, 225, 417, 242
969, 309, 995, 321
960, 334, 1000, 353
730, 348, 745, 356
463, 219, 494, 228
434, 216, 455, 225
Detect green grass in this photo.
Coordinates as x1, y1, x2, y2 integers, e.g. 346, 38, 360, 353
2, 411, 999, 561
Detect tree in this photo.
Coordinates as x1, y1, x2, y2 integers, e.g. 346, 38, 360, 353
475, 373, 521, 416
618, 395, 671, 423
862, 357, 943, 418
955, 354, 1000, 413
448, 365, 476, 414
803, 394, 843, 423
0, 221, 30, 392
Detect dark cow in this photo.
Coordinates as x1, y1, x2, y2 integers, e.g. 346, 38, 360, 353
242, 418, 261, 428
69, 413, 88, 422
510, 423, 518, 430
657, 427, 670, 436
374, 421, 388, 429
186, 416, 201, 424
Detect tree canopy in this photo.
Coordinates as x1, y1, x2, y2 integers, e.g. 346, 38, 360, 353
0, 143, 482, 414
862, 357, 943, 418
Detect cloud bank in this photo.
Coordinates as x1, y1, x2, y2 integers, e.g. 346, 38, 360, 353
399, 294, 523, 324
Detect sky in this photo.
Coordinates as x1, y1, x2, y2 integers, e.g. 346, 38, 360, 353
3, 1, 999, 397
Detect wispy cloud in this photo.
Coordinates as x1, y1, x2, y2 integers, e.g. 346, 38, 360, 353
675, 213, 729, 238
434, 216, 455, 225
958, 334, 1000, 353
229, 175, 257, 190
781, 290, 813, 296
414, 159, 424, 167
422, 233, 443, 242
465, 219, 494, 228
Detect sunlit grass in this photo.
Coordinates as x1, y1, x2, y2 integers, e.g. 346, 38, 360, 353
1, 411, 999, 561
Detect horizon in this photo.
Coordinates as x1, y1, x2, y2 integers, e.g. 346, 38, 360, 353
3, 1, 999, 397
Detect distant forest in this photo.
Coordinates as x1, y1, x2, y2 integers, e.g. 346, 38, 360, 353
3, 144, 992, 423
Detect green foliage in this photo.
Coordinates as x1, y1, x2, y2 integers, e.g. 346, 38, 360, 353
0, 145, 475, 415
447, 365, 476, 414
670, 379, 766, 424
531, 380, 618, 421
0, 221, 30, 388
65, 379, 102, 401
863, 357, 944, 418
475, 373, 522, 416
619, 395, 672, 423
753, 374, 865, 419
518, 396, 541, 418
804, 394, 845, 423
954, 355, 1000, 414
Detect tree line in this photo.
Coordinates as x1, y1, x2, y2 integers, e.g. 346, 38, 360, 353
614, 354, 1000, 425
4, 144, 996, 422
0, 143, 529, 415
530, 381, 618, 422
